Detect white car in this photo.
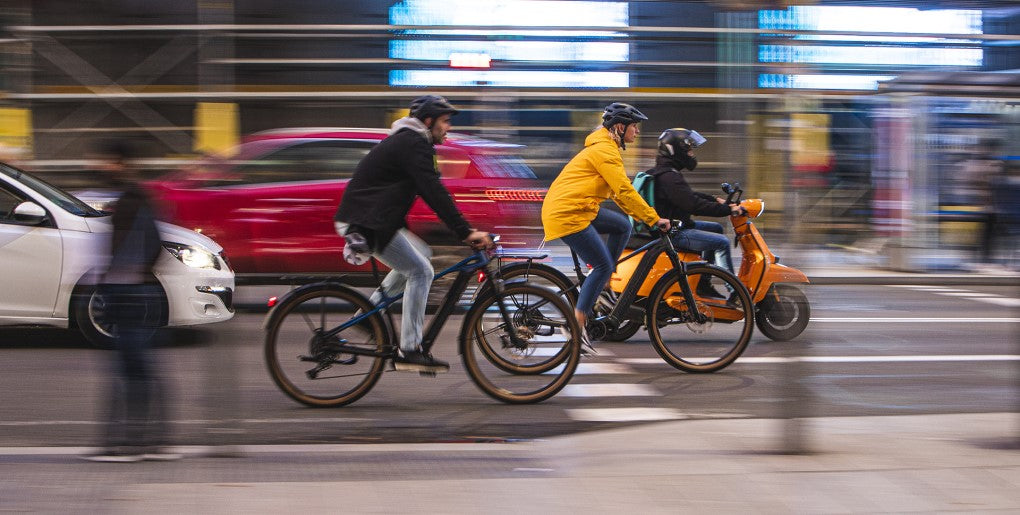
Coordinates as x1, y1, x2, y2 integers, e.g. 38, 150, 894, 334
0, 162, 234, 346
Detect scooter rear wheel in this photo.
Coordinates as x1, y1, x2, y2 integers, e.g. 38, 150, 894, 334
755, 284, 810, 341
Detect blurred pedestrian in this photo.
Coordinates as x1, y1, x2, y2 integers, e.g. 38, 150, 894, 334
81, 140, 179, 463
962, 139, 1007, 268
541, 102, 669, 354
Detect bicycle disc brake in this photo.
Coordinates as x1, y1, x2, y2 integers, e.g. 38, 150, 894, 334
499, 326, 536, 360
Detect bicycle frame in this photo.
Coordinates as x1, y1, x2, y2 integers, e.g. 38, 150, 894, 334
301, 249, 525, 360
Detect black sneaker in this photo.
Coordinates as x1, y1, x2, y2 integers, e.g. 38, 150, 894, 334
79, 448, 143, 463
695, 285, 727, 300
393, 348, 450, 373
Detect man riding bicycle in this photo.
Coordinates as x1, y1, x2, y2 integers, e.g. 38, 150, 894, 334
335, 95, 492, 373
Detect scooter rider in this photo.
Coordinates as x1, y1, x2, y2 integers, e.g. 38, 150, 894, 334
645, 128, 744, 298
335, 95, 493, 373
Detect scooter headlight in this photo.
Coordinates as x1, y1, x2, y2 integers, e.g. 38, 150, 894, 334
162, 242, 221, 269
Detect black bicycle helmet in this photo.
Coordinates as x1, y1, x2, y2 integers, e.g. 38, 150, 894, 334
409, 95, 459, 121
601, 102, 648, 128
657, 128, 707, 157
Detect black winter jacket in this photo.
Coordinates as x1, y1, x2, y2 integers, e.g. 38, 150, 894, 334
646, 157, 730, 230
334, 121, 472, 251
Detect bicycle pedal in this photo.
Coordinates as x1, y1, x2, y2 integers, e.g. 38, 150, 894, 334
419, 371, 437, 378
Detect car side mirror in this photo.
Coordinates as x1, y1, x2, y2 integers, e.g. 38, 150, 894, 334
12, 201, 48, 224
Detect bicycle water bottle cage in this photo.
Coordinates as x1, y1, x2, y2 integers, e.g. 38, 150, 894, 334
343, 232, 371, 265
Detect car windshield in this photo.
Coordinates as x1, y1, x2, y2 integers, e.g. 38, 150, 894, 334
0, 163, 106, 217
471, 154, 538, 179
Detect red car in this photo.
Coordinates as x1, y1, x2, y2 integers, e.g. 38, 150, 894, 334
140, 128, 547, 280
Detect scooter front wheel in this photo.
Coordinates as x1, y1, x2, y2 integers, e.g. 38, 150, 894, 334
755, 284, 810, 341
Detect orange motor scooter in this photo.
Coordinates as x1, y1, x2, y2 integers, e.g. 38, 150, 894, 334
723, 182, 810, 341
604, 182, 810, 342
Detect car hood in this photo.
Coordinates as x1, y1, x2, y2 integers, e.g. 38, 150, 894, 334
83, 217, 224, 253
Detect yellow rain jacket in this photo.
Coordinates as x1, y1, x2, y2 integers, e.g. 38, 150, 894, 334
542, 127, 660, 241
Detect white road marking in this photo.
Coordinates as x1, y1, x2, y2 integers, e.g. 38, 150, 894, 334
0, 443, 532, 456
544, 362, 634, 375
812, 317, 1019, 323
0, 417, 372, 427
617, 355, 1020, 365
936, 292, 994, 297
560, 383, 661, 397
565, 407, 686, 422
976, 297, 1020, 307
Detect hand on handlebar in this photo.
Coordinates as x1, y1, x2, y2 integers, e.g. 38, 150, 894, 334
464, 230, 494, 250
655, 218, 671, 231
730, 204, 747, 217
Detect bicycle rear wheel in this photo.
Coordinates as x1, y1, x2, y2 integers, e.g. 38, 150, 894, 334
264, 284, 388, 407
461, 283, 581, 403
645, 265, 754, 373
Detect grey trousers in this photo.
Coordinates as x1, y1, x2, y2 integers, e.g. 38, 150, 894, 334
336, 223, 433, 351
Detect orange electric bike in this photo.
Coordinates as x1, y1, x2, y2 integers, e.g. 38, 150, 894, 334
478, 182, 810, 345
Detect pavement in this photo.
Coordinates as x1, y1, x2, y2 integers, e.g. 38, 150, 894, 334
4, 413, 1020, 512
8, 242, 1017, 513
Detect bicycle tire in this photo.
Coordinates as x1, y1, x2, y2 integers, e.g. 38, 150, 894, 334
460, 283, 581, 404
471, 261, 577, 374
645, 264, 754, 373
482, 261, 577, 305
264, 284, 388, 407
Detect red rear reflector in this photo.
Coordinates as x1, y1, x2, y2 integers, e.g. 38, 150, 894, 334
267, 296, 278, 308
477, 270, 486, 283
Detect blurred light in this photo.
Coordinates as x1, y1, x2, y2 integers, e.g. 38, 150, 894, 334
759, 45, 983, 67
484, 188, 546, 202
449, 52, 491, 68
389, 0, 629, 88
759, 74, 897, 90
391, 41, 628, 62
759, 6, 983, 44
390, 70, 629, 88
267, 296, 278, 308
390, 0, 629, 35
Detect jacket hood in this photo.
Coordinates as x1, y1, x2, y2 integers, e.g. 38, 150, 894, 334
583, 126, 615, 148
390, 116, 433, 144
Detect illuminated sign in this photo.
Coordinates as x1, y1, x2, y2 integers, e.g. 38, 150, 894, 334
390, 70, 629, 88
388, 0, 630, 88
758, 6, 983, 90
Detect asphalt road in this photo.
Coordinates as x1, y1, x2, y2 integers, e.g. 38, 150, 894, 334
0, 284, 1017, 447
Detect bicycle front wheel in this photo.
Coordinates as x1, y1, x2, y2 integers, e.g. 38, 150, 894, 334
264, 284, 389, 407
461, 283, 581, 404
645, 265, 754, 373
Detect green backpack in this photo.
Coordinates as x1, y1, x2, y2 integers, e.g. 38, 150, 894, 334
629, 171, 657, 233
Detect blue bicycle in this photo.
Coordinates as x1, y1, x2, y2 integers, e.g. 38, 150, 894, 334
264, 241, 582, 406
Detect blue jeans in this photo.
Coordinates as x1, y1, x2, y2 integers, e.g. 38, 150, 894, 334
560, 209, 632, 315
672, 220, 733, 273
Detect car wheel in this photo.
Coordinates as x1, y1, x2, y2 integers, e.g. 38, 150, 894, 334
71, 283, 168, 349
71, 287, 114, 349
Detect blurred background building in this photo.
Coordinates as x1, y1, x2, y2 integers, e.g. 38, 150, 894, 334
1, 0, 1018, 270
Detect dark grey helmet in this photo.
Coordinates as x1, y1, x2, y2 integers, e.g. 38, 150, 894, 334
409, 95, 459, 121
657, 128, 707, 157
601, 102, 648, 128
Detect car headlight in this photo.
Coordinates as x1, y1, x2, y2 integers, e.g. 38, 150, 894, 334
162, 242, 221, 269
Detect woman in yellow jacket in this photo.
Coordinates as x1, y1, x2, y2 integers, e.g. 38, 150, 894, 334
542, 103, 669, 351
